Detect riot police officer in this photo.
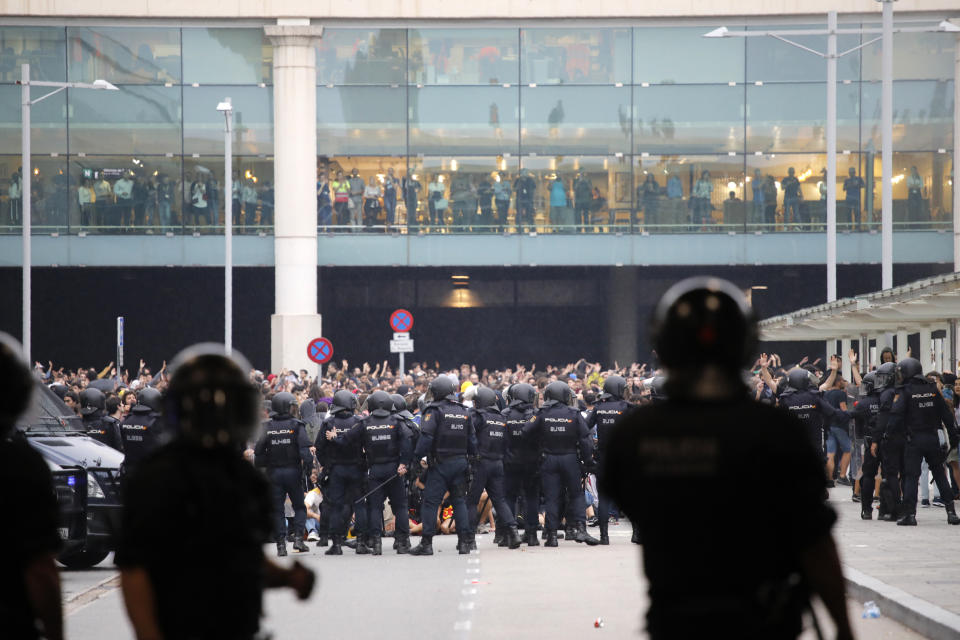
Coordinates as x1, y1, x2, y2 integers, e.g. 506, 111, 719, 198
328, 390, 412, 555
466, 386, 522, 549
315, 390, 366, 555
849, 372, 882, 519
874, 361, 904, 520
503, 382, 541, 546
120, 387, 164, 475
777, 367, 847, 472
587, 375, 632, 545
523, 381, 599, 547
888, 358, 960, 526
254, 392, 313, 556
410, 376, 477, 556
80, 388, 123, 450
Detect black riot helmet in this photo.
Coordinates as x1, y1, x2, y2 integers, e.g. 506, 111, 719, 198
861, 371, 876, 396
49, 383, 68, 400
0, 332, 33, 436
329, 389, 357, 415
165, 343, 260, 448
390, 393, 407, 413
474, 386, 498, 410
897, 357, 924, 383
601, 375, 627, 400
271, 392, 297, 417
367, 390, 394, 416
786, 367, 811, 392
428, 376, 458, 402
651, 277, 757, 373
542, 381, 574, 407
874, 362, 897, 391
509, 382, 537, 406
79, 387, 106, 417
136, 386, 162, 412
648, 376, 668, 403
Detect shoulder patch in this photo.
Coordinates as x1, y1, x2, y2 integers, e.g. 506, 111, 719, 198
528, 415, 537, 422
423, 413, 432, 421
893, 394, 899, 403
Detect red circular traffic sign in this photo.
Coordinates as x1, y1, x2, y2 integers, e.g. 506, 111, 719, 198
307, 337, 333, 364
390, 308, 414, 332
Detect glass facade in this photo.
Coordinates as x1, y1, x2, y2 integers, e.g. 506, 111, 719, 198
0, 24, 954, 235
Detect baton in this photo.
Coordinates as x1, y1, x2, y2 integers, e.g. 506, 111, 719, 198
354, 472, 399, 504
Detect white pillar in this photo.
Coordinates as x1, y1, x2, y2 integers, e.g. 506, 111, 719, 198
919, 326, 932, 372
265, 21, 324, 373
945, 322, 955, 373
896, 328, 908, 360
826, 11, 838, 302
954, 27, 960, 272
880, 0, 894, 290
841, 338, 851, 380
935, 337, 944, 373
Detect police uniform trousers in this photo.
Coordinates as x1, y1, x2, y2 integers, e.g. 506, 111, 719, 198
366, 462, 409, 537
901, 430, 955, 516
541, 453, 587, 532
268, 466, 306, 542
326, 464, 368, 538
466, 457, 516, 532
859, 440, 881, 512
879, 436, 905, 516
420, 456, 470, 537
505, 462, 540, 530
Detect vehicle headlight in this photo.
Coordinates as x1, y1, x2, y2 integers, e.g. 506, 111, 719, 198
87, 472, 105, 499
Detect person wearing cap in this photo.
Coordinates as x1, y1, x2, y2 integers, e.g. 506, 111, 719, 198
601, 277, 852, 640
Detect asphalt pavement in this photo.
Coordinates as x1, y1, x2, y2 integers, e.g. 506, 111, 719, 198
64, 522, 924, 639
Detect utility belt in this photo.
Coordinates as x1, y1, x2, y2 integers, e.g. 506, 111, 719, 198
479, 453, 504, 462
434, 453, 467, 464
543, 449, 577, 456
367, 456, 399, 466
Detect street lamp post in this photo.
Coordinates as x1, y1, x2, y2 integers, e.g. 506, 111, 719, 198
217, 98, 234, 355
18, 63, 117, 362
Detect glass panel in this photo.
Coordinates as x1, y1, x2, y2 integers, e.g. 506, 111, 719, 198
861, 80, 954, 152
68, 155, 182, 233
746, 24, 860, 83
0, 84, 67, 154
67, 27, 180, 84
521, 28, 630, 85
747, 153, 832, 231
865, 151, 953, 230
408, 28, 519, 86
862, 31, 954, 81
317, 29, 405, 85
410, 86, 519, 155
0, 155, 69, 231
69, 85, 181, 155
0, 27, 66, 83
634, 84, 744, 154
320, 156, 408, 229
182, 28, 272, 85
183, 155, 274, 233
519, 155, 629, 232
634, 26, 744, 85
746, 83, 861, 152
184, 86, 273, 155
407, 156, 519, 232
520, 86, 630, 155
634, 154, 747, 232
318, 86, 406, 156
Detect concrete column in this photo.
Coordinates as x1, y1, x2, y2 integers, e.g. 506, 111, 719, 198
935, 337, 944, 373
896, 329, 908, 360
947, 321, 956, 374
919, 326, 932, 373
265, 21, 324, 373
841, 338, 851, 381
606, 267, 639, 368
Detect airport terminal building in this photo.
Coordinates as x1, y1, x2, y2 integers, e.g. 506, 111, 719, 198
0, 1, 958, 370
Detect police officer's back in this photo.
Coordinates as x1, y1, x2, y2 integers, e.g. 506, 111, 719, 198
777, 366, 846, 462
502, 382, 541, 546
587, 375, 632, 544
119, 387, 164, 473
848, 371, 884, 519
600, 278, 852, 640
81, 387, 123, 450
315, 390, 366, 555
115, 344, 314, 640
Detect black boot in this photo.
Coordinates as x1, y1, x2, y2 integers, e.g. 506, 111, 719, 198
631, 523, 641, 544
574, 522, 600, 546
356, 535, 372, 555
545, 531, 559, 547
897, 514, 918, 526
468, 533, 477, 552
276, 541, 287, 557
563, 526, 574, 540
861, 507, 873, 520
600, 533, 610, 545
325, 535, 343, 555
457, 533, 471, 555
316, 534, 329, 547
370, 535, 383, 556
526, 530, 540, 547
395, 533, 411, 554
946, 504, 960, 525
343, 537, 358, 550
410, 535, 434, 556
493, 530, 505, 546
506, 526, 522, 549
293, 538, 310, 553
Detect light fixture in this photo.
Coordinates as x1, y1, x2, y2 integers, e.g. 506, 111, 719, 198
937, 20, 960, 32
703, 27, 729, 38
216, 100, 233, 113
92, 79, 120, 91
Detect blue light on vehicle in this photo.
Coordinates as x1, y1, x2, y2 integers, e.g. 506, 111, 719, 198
67, 476, 76, 486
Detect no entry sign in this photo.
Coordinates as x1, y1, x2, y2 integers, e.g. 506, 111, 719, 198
307, 337, 333, 365
390, 308, 414, 333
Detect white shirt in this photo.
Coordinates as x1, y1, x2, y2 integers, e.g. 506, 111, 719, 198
114, 178, 134, 199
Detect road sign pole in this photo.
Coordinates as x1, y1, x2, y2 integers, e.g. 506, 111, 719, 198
116, 316, 124, 390
399, 352, 405, 378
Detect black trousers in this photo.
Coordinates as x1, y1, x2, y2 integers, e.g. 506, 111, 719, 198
902, 430, 954, 516
860, 439, 881, 512
325, 464, 367, 537
268, 467, 306, 542
466, 457, 516, 530
366, 462, 409, 538
541, 453, 586, 531
505, 462, 540, 530
879, 436, 905, 516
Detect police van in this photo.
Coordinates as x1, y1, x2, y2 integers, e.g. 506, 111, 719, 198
18, 383, 124, 569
